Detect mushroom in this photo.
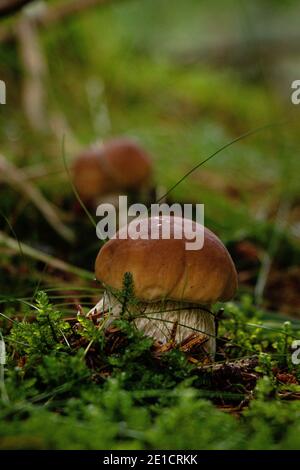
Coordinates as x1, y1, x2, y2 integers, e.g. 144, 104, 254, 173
72, 137, 152, 204
89, 215, 237, 359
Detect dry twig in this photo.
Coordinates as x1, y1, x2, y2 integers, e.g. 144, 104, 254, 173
16, 14, 48, 133
0, 154, 74, 242
0, 0, 120, 43
0, 230, 93, 280
0, 0, 33, 18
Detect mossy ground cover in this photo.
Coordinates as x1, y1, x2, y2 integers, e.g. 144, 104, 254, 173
1, 287, 300, 450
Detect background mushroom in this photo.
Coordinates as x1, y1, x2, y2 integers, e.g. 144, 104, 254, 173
91, 215, 238, 359
72, 137, 153, 205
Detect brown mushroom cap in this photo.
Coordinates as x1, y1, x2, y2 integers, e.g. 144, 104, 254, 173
72, 148, 108, 201
101, 137, 152, 190
95, 216, 238, 305
72, 138, 152, 201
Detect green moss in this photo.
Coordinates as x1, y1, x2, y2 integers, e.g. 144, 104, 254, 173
0, 291, 300, 449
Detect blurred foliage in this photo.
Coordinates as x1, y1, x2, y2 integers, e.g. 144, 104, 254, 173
1, 0, 300, 242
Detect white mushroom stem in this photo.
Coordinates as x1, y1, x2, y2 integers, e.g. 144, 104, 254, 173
87, 291, 216, 358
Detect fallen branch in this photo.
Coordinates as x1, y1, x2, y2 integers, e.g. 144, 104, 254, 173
0, 231, 94, 280
0, 0, 120, 43
0, 154, 74, 243
0, 164, 65, 184
0, 0, 33, 18
16, 14, 48, 133
199, 356, 259, 372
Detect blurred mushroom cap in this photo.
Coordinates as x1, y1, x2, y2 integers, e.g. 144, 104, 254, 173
101, 137, 152, 190
72, 138, 152, 201
95, 216, 237, 304
72, 149, 108, 201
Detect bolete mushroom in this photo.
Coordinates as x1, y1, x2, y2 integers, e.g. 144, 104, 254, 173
72, 137, 152, 204
90, 215, 237, 359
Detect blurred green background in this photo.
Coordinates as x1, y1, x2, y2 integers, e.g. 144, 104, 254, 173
1, 0, 300, 452
1, 2, 300, 210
